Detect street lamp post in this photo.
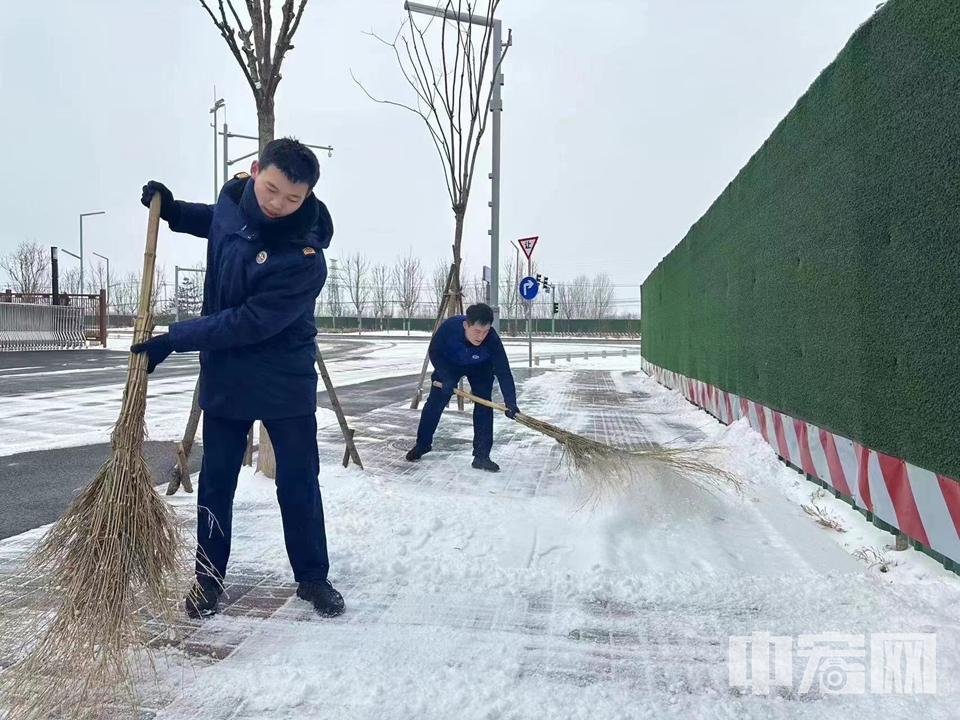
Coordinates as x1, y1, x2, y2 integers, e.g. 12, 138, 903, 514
79, 211, 105, 295
220, 126, 333, 182
92, 252, 110, 315
403, 1, 511, 332
210, 90, 226, 202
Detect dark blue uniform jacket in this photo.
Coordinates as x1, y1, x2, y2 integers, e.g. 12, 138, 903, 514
429, 315, 517, 406
166, 176, 332, 420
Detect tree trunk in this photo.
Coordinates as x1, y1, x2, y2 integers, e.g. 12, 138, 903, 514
257, 424, 276, 477
450, 211, 465, 410
256, 93, 277, 476
257, 97, 276, 153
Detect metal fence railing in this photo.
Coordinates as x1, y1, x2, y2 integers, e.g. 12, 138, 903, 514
0, 303, 85, 351
1, 290, 106, 346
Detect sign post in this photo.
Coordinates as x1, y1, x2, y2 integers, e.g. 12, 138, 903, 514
517, 236, 539, 368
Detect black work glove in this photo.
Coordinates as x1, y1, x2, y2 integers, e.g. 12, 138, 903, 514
141, 181, 180, 223
505, 402, 520, 420
131, 333, 173, 374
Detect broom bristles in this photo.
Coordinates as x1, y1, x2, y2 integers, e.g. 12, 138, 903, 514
0, 331, 189, 719
513, 413, 745, 503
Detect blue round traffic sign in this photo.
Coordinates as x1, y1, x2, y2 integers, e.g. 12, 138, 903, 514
519, 276, 539, 301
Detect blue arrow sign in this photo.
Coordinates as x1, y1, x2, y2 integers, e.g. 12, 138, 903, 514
519, 276, 539, 301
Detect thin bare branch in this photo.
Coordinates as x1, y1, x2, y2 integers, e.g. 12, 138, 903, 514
228, 0, 262, 90
243, 0, 267, 76
268, 0, 308, 95
198, 0, 260, 97
264, 0, 274, 69
350, 69, 457, 203
402, 25, 457, 192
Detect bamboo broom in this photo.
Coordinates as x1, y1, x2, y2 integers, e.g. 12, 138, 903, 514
435, 382, 744, 499
0, 196, 187, 720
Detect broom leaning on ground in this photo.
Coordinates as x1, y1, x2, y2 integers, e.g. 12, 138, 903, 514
436, 382, 744, 500
0, 196, 188, 720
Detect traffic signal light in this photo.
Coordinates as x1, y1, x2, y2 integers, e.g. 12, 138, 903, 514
552, 302, 559, 315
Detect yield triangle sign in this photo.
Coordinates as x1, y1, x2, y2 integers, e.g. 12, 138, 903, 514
518, 236, 538, 259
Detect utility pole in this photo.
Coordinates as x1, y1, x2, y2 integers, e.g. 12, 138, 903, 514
210, 90, 225, 201
78, 211, 105, 296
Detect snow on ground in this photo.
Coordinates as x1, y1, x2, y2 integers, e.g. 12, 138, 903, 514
0, 339, 637, 457
128, 362, 960, 717
2, 352, 958, 718
0, 374, 340, 457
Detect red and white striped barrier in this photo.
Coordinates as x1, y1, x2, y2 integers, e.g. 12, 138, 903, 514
641, 357, 960, 569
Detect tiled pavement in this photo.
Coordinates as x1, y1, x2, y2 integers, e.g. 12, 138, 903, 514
0, 364, 828, 718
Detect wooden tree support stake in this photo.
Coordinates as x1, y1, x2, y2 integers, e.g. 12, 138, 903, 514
317, 345, 362, 469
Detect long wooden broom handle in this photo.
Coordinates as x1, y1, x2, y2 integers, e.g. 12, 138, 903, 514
432, 381, 511, 413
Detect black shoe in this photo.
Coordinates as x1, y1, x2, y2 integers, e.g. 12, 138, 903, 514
185, 578, 222, 619
297, 579, 345, 618
405, 445, 431, 462
472, 456, 501, 473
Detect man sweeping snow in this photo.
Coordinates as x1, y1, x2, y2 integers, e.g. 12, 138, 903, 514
131, 138, 344, 619
406, 303, 520, 472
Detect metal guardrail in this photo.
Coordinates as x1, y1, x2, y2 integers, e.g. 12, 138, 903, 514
0, 303, 85, 351
2, 291, 106, 345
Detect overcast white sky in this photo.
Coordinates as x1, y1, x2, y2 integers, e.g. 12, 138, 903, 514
0, 0, 880, 311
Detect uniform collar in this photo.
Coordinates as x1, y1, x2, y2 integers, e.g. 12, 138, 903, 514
231, 176, 320, 244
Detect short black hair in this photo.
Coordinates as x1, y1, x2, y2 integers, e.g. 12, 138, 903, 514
260, 137, 321, 189
465, 303, 494, 326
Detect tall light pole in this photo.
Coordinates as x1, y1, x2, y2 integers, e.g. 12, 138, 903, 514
92, 252, 109, 315
220, 127, 333, 182
79, 211, 105, 295
210, 90, 225, 201
403, 1, 511, 331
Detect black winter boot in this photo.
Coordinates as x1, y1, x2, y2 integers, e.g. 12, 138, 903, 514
472, 456, 501, 473
185, 577, 222, 619
297, 579, 345, 618
405, 445, 431, 462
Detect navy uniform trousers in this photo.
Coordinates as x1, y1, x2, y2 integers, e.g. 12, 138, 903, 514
416, 366, 495, 458
196, 412, 329, 584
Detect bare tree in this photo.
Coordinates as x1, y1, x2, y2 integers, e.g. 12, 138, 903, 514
555, 282, 575, 324
466, 273, 486, 305
1, 241, 50, 295
392, 250, 423, 333
344, 252, 370, 332
370, 263, 391, 329
198, 0, 311, 150
354, 1, 507, 312
113, 272, 140, 316
568, 274, 591, 319
355, 1, 509, 406
430, 258, 449, 316
59, 268, 84, 296
88, 260, 109, 296
497, 259, 517, 330
591, 272, 615, 320
152, 265, 169, 316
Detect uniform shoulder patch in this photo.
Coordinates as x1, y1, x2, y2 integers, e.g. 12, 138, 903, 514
233, 171, 250, 179
302, 247, 316, 256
